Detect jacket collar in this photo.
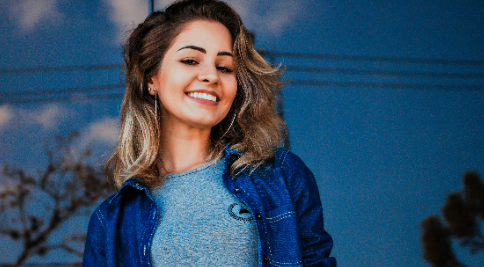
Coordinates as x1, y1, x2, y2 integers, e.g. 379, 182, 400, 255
109, 177, 151, 204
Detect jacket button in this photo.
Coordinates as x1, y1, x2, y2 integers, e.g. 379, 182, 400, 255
263, 256, 269, 263
234, 188, 241, 193
256, 213, 262, 220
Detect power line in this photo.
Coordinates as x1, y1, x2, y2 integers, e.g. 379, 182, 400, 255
0, 84, 124, 105
0, 84, 124, 98
3, 63, 483, 80
261, 51, 484, 66
2, 79, 483, 105
0, 92, 124, 105
285, 65, 484, 79
2, 50, 484, 75
0, 64, 122, 75
1, 50, 483, 106
288, 80, 484, 91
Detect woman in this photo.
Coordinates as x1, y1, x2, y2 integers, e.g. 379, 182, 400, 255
83, 0, 336, 266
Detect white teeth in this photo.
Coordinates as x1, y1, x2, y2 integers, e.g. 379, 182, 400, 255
188, 92, 217, 102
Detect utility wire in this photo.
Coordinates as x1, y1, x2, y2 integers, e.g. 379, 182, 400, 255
0, 64, 122, 75
2, 51, 484, 105
285, 66, 484, 79
3, 51, 484, 75
2, 79, 483, 105
0, 84, 124, 105
3, 63, 484, 80
0, 84, 124, 98
261, 51, 484, 66
0, 92, 124, 105
288, 80, 484, 91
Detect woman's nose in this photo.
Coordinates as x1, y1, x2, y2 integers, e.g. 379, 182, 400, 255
197, 64, 219, 85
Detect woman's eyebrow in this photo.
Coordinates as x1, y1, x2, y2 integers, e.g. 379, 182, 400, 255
177, 45, 233, 57
217, 51, 233, 57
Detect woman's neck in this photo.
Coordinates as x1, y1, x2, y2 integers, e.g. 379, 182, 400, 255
157, 124, 212, 175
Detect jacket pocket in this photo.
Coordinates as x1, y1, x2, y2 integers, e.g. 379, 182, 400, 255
265, 206, 302, 267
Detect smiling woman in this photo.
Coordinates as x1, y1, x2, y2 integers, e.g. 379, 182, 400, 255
82, 0, 335, 266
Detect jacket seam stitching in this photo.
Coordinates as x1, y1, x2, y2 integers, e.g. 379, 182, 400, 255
280, 149, 289, 169
267, 211, 296, 223
270, 259, 303, 266
95, 209, 105, 228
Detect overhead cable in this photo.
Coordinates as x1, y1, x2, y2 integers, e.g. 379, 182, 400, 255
285, 66, 484, 79
0, 64, 122, 75
0, 84, 124, 98
2, 79, 483, 106
261, 51, 484, 66
288, 80, 484, 91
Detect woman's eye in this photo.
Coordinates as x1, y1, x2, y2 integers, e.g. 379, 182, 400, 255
217, 65, 234, 74
181, 59, 198, 65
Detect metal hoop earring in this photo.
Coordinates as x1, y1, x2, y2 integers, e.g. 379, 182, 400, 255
220, 113, 236, 139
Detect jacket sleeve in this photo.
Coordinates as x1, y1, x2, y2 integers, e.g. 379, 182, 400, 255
83, 208, 107, 267
280, 150, 336, 266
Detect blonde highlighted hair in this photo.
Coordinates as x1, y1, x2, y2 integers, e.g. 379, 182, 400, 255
106, 0, 284, 189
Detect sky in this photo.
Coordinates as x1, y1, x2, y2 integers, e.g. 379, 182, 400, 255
1, 0, 484, 266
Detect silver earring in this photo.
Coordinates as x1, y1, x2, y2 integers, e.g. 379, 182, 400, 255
220, 113, 236, 139
149, 87, 158, 120
154, 94, 158, 120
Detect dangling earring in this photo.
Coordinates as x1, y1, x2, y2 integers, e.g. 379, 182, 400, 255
154, 94, 158, 120
148, 87, 158, 120
220, 113, 236, 139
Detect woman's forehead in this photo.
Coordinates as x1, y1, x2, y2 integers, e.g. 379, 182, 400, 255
171, 20, 233, 52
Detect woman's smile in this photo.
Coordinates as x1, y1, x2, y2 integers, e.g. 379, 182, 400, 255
186, 90, 220, 106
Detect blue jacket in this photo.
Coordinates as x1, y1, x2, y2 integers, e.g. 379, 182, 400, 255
83, 147, 336, 266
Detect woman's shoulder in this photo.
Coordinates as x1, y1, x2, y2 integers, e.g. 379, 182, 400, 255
273, 148, 311, 172
92, 178, 149, 215
90, 191, 121, 219
271, 148, 319, 189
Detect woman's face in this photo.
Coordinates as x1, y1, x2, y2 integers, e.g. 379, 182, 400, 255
149, 20, 237, 131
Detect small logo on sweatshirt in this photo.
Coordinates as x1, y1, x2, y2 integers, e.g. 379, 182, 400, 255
228, 202, 254, 221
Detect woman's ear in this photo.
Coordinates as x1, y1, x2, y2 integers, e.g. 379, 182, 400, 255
147, 77, 156, 96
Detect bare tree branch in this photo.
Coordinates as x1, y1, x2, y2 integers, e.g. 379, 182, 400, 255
0, 132, 114, 266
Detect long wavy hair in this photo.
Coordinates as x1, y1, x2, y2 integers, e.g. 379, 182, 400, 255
106, 0, 284, 189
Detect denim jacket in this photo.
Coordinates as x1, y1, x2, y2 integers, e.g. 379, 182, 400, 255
83, 147, 336, 266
